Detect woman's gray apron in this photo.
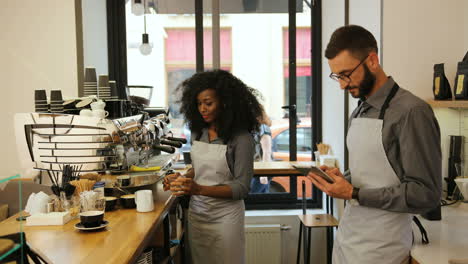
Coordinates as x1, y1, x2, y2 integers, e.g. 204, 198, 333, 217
333, 84, 413, 264
188, 140, 245, 264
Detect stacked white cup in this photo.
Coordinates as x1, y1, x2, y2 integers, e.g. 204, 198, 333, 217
90, 100, 109, 119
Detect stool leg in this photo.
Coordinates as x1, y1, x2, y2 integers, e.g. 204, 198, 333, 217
326, 227, 333, 264
296, 222, 302, 264
307, 227, 312, 264
303, 224, 307, 264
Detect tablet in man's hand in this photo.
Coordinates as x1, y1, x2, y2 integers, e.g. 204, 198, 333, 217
293, 165, 335, 184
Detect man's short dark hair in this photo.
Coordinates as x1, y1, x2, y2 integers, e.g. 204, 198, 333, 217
325, 25, 378, 60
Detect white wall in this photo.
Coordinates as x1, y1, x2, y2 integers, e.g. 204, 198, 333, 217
383, 0, 467, 100
0, 0, 80, 179
383, 0, 468, 189
348, 0, 382, 117
82, 0, 108, 77
465, 1, 468, 49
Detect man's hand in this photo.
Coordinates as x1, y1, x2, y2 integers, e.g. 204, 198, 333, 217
170, 177, 202, 196
307, 165, 353, 200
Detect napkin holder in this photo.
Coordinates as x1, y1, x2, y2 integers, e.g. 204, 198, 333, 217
26, 212, 71, 226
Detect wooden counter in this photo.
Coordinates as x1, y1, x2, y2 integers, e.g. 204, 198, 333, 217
0, 161, 313, 263
411, 203, 468, 264
253, 161, 315, 176
0, 183, 176, 264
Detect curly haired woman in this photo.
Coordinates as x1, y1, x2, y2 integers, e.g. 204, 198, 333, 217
163, 70, 263, 264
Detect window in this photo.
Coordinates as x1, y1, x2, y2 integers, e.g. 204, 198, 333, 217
111, 0, 322, 210
283, 28, 312, 117
273, 128, 312, 153
165, 28, 232, 119
297, 128, 312, 153
275, 130, 290, 152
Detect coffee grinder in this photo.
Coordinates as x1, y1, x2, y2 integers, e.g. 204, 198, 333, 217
422, 135, 463, 221
446, 135, 463, 200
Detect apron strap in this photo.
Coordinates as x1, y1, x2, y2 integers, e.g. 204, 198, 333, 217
412, 216, 429, 244
378, 83, 400, 120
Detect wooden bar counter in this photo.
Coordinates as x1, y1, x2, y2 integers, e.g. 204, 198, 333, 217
0, 183, 176, 264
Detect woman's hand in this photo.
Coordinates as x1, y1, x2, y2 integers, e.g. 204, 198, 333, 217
170, 177, 202, 196
163, 172, 181, 191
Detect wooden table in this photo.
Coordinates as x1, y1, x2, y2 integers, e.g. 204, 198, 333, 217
0, 183, 176, 264
253, 161, 315, 176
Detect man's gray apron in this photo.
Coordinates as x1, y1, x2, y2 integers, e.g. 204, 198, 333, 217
188, 140, 245, 264
333, 84, 413, 264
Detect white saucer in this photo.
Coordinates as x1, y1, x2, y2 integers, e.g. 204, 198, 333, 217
74, 220, 109, 231
76, 98, 93, 108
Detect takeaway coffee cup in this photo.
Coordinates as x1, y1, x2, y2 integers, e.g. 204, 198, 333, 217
135, 190, 154, 212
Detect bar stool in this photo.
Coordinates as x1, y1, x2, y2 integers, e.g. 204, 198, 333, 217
0, 238, 15, 259
0, 232, 46, 264
296, 181, 338, 264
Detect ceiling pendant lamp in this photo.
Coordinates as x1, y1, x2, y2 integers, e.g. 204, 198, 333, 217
132, 0, 145, 16
139, 16, 152, 56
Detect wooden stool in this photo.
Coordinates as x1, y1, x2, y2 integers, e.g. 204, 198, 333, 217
296, 181, 338, 264
0, 232, 47, 264
296, 214, 338, 264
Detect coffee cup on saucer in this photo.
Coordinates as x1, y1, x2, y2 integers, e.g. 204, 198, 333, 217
80, 109, 93, 117
105, 196, 118, 211
120, 194, 136, 208
79, 211, 104, 228
92, 109, 109, 119
91, 100, 106, 111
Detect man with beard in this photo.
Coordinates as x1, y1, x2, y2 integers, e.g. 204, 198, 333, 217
307, 25, 441, 264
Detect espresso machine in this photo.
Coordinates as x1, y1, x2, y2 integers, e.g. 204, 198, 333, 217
14, 111, 186, 189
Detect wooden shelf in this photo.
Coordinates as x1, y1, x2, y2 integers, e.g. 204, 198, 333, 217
427, 99, 468, 109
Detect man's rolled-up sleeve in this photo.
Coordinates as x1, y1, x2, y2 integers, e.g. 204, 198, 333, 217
358, 105, 442, 214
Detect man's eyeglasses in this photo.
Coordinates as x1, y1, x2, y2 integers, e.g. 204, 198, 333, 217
329, 55, 369, 83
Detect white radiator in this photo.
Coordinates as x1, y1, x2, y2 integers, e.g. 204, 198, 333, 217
245, 224, 282, 264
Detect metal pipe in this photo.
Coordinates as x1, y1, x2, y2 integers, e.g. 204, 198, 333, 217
195, 0, 204, 72
212, 0, 220, 69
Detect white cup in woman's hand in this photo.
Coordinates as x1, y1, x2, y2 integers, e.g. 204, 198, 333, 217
170, 180, 186, 196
